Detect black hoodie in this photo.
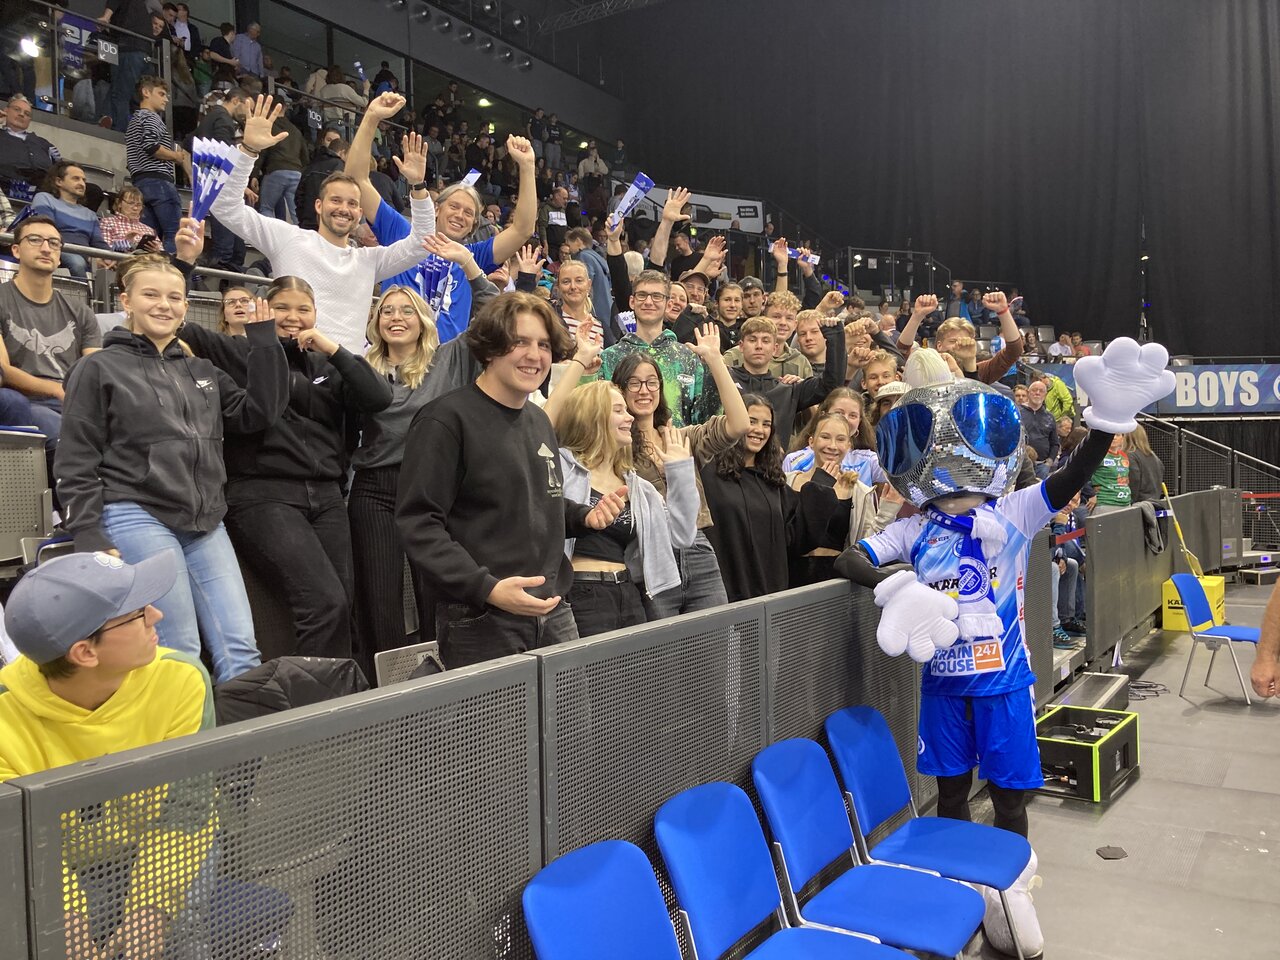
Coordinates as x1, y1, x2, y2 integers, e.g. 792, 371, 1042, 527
56, 322, 289, 553
726, 321, 846, 445
179, 322, 393, 497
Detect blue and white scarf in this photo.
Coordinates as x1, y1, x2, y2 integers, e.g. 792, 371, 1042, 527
922, 504, 1008, 641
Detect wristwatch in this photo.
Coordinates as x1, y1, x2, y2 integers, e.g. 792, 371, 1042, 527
410, 181, 429, 192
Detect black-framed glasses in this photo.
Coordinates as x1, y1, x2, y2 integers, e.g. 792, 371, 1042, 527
624, 378, 661, 393
97, 609, 147, 635
21, 235, 63, 251
632, 291, 668, 303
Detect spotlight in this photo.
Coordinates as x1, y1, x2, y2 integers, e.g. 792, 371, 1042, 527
1140, 254, 1150, 261
578, 140, 588, 149
497, 46, 513, 61
435, 16, 452, 31
388, 0, 406, 9
458, 27, 474, 42
853, 254, 863, 263
511, 12, 526, 28
414, 5, 431, 22
20, 36, 40, 57
477, 97, 492, 107
516, 56, 532, 71
480, 0, 497, 13
477, 37, 493, 52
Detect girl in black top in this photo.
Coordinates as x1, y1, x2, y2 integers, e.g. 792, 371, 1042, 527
180, 276, 392, 662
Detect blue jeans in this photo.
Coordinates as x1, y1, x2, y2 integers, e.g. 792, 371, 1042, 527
109, 49, 148, 133
1050, 556, 1079, 629
0, 387, 33, 427
641, 530, 730, 621
26, 395, 61, 454
258, 169, 301, 223
60, 251, 91, 279
102, 502, 262, 683
136, 177, 182, 254
206, 214, 245, 271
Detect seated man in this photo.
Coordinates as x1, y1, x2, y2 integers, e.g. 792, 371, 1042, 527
1, 551, 215, 959
0, 94, 62, 202
29, 161, 111, 278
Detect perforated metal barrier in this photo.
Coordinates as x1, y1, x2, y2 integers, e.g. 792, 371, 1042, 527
15, 657, 541, 960
0, 785, 28, 960
1024, 529, 1056, 707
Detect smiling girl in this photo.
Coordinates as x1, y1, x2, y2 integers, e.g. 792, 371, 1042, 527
55, 255, 288, 682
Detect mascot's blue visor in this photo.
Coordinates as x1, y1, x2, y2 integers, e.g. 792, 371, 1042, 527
877, 392, 1023, 476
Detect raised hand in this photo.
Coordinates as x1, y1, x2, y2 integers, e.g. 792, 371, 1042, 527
950, 336, 978, 362
689, 322, 722, 360
654, 426, 692, 464
422, 232, 474, 264
982, 290, 1010, 315
506, 134, 536, 169
873, 569, 960, 662
173, 209, 204, 265
771, 237, 789, 267
585, 486, 629, 529
796, 246, 816, 276
488, 265, 511, 287
1073, 337, 1176, 433
365, 92, 407, 122
848, 345, 873, 367
295, 328, 339, 356
662, 186, 692, 223
241, 95, 288, 152
572, 318, 603, 374
912, 293, 939, 317
246, 296, 272, 324
393, 131, 429, 184
817, 289, 845, 317
515, 243, 545, 276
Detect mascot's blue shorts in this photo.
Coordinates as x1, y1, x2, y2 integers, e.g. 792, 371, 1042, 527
918, 686, 1043, 789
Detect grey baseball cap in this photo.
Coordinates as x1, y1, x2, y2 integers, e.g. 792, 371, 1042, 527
4, 552, 176, 664
740, 276, 765, 293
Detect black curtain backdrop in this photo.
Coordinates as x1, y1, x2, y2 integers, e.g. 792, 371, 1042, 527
591, 0, 1280, 357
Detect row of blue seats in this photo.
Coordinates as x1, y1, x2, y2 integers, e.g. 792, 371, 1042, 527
523, 706, 1035, 960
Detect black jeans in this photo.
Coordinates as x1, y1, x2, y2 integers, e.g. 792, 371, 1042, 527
348, 465, 434, 682
224, 480, 353, 659
435, 600, 577, 669
566, 577, 646, 638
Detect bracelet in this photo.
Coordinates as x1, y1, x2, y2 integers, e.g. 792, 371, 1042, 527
566, 357, 585, 368
238, 144, 259, 158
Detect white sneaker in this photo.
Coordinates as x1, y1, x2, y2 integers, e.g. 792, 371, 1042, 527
981, 848, 1044, 958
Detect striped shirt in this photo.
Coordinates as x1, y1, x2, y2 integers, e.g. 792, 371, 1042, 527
125, 109, 175, 181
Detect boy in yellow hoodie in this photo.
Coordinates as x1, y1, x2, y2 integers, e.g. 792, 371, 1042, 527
1, 551, 215, 959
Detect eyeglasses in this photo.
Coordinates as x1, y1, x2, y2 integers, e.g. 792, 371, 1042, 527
97, 609, 147, 635
21, 236, 63, 251
223, 297, 253, 308
624, 378, 660, 393
632, 291, 668, 303
379, 305, 418, 318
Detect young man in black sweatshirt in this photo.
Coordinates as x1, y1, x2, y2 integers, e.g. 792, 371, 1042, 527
396, 292, 626, 669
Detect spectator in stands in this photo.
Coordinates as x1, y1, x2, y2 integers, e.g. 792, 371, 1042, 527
1071, 332, 1092, 357
214, 94, 435, 354
0, 552, 215, 959
783, 389, 886, 484
354, 103, 538, 342
526, 106, 546, 159
898, 292, 1023, 383
1048, 332, 1074, 358
595, 267, 720, 427
99, 0, 156, 131
1087, 435, 1131, 514
0, 94, 61, 201
542, 366, 699, 637
396, 292, 625, 667
565, 226, 613, 330
1031, 368, 1077, 422
538, 185, 571, 256
576, 144, 609, 194
553, 259, 599, 339
1124, 423, 1164, 503
218, 285, 254, 335
609, 138, 627, 178
318, 64, 367, 142
204, 22, 241, 91
1021, 329, 1046, 362
607, 324, 746, 618
99, 185, 160, 253
195, 87, 253, 272
179, 274, 392, 660
230, 22, 264, 83
29, 162, 109, 278
871, 379, 908, 426
1020, 379, 1059, 479
125, 76, 187, 254
170, 3, 201, 59
945, 279, 966, 318
724, 291, 812, 378
793, 309, 828, 373
727, 316, 845, 447
296, 134, 347, 230
56, 251, 287, 682
545, 112, 564, 169
257, 110, 306, 223
1013, 383, 1029, 406
967, 287, 993, 324
0, 216, 101, 460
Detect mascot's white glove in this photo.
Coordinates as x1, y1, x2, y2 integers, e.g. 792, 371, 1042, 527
1073, 337, 1176, 433
873, 570, 960, 663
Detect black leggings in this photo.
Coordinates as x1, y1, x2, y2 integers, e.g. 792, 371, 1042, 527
937, 771, 1029, 838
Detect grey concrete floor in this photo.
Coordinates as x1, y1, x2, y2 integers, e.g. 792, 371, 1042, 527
968, 582, 1280, 959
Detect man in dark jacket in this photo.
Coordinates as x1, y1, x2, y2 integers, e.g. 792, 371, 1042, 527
726, 315, 846, 448
1019, 379, 1059, 479
194, 88, 251, 271
295, 138, 347, 231
257, 113, 307, 223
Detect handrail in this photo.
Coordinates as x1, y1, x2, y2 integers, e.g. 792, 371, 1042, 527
13, 0, 164, 48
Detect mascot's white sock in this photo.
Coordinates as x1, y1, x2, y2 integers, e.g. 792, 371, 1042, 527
981, 848, 1044, 958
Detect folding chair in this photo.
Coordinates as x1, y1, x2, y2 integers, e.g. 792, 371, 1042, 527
751, 739, 984, 959
522, 840, 683, 960
654, 782, 911, 960
825, 706, 1034, 959
1171, 573, 1260, 704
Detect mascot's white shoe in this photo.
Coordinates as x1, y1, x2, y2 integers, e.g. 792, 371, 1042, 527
981, 848, 1044, 958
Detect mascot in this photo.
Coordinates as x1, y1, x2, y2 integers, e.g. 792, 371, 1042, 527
837, 332, 1175, 958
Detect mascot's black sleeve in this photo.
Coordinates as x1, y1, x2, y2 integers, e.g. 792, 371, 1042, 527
1045, 430, 1116, 511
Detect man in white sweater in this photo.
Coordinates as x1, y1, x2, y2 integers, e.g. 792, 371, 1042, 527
212, 94, 435, 353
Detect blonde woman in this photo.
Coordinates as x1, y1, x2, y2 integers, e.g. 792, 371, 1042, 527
55, 254, 287, 682
349, 284, 440, 675
1124, 422, 1164, 503
547, 356, 699, 637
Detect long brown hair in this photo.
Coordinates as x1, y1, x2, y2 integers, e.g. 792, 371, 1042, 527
715, 393, 785, 486
792, 387, 873, 452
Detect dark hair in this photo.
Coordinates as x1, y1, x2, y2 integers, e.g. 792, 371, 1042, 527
565, 226, 593, 247
40, 161, 83, 198
326, 64, 345, 85
1061, 426, 1088, 457
318, 171, 359, 198
12, 214, 59, 244
219, 21, 234, 34
162, 2, 177, 11
265, 275, 315, 304
714, 393, 785, 486
465, 291, 572, 367
136, 74, 168, 97
37, 634, 100, 680
611, 354, 670, 465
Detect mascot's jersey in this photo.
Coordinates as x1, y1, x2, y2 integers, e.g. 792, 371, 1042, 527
859, 481, 1055, 697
